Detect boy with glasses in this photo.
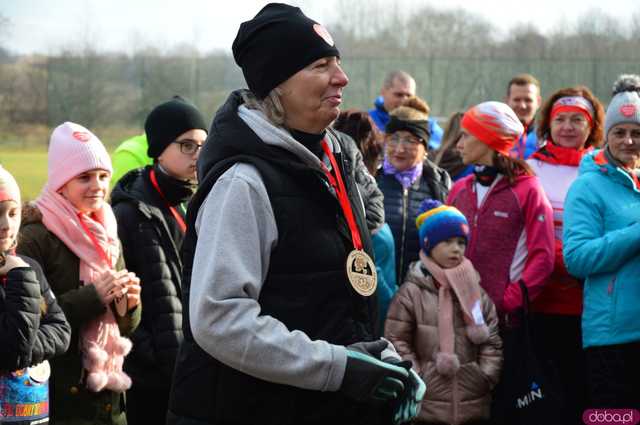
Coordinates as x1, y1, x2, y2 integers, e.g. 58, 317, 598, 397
110, 97, 207, 425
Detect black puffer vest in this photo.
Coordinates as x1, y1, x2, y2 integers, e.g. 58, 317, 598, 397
168, 91, 384, 425
376, 161, 451, 284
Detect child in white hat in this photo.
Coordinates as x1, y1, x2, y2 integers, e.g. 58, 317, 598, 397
0, 165, 71, 425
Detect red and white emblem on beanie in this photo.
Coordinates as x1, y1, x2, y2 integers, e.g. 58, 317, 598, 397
47, 122, 112, 191
313, 24, 334, 46
72, 131, 91, 142
620, 104, 637, 117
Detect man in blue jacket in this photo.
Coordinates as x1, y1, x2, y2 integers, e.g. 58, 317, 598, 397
369, 70, 443, 150
505, 73, 542, 159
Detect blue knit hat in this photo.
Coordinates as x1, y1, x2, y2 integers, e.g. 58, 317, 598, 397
416, 199, 469, 254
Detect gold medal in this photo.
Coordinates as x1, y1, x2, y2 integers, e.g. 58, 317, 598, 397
346, 250, 377, 297
28, 360, 51, 383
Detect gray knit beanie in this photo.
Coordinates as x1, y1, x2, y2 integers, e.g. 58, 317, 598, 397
605, 75, 640, 138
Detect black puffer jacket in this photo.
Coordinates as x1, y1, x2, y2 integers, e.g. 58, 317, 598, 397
338, 131, 385, 231
111, 167, 185, 389
377, 160, 451, 284
0, 255, 70, 372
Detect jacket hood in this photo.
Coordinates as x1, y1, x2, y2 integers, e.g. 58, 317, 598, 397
110, 167, 176, 224
578, 149, 605, 176
110, 168, 147, 206
579, 148, 640, 191
404, 261, 438, 294
21, 202, 43, 226
197, 90, 340, 184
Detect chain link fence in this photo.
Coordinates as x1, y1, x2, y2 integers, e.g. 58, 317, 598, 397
5, 55, 639, 137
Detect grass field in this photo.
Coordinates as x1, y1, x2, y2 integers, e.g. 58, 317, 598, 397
1, 125, 140, 201
2, 148, 49, 201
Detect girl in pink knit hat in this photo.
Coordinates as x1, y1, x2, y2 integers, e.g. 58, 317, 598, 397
17, 122, 142, 425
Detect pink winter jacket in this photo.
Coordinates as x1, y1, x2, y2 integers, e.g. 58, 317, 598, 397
385, 262, 503, 425
447, 174, 554, 316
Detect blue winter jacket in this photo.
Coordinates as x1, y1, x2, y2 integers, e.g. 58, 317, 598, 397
563, 149, 640, 348
371, 223, 397, 333
368, 96, 443, 150
377, 160, 451, 284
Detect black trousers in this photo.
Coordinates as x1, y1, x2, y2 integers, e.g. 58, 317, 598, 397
125, 386, 170, 425
531, 313, 587, 425
585, 341, 640, 409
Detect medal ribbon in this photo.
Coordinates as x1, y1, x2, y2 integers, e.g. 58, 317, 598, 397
77, 213, 112, 268
320, 140, 363, 251
149, 169, 187, 234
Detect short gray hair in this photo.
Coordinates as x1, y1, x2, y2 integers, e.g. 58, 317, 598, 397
242, 88, 286, 127
383, 70, 414, 89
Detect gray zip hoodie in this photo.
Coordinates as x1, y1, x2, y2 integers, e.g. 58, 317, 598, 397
189, 105, 348, 392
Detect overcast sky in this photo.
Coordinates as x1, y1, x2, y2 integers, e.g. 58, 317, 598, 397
2, 0, 638, 55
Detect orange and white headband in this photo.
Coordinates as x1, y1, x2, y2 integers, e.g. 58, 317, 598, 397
551, 96, 594, 127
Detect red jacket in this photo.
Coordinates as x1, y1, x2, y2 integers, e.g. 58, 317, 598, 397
447, 174, 554, 316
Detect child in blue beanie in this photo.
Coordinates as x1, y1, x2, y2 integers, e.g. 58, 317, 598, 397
385, 199, 502, 424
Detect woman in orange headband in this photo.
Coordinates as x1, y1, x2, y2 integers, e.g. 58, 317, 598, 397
527, 86, 604, 424
448, 101, 556, 424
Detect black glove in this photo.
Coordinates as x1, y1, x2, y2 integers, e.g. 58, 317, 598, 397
340, 340, 410, 403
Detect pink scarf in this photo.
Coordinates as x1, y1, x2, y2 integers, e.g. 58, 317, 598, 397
420, 251, 489, 377
36, 185, 132, 392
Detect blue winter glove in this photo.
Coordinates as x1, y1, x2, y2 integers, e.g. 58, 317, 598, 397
340, 340, 410, 402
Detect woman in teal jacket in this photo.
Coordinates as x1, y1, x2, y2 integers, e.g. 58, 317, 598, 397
563, 77, 640, 409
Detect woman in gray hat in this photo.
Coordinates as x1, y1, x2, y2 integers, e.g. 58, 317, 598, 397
167, 3, 424, 425
563, 75, 640, 409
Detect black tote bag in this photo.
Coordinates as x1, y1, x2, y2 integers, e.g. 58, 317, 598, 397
492, 281, 564, 425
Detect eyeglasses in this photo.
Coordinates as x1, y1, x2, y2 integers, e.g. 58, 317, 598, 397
387, 134, 423, 149
610, 128, 640, 143
173, 139, 204, 155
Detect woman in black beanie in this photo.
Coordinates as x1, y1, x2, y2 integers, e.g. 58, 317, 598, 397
167, 3, 424, 425
110, 96, 207, 425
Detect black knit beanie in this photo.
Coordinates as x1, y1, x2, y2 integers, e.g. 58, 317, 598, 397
145, 97, 208, 158
232, 3, 340, 99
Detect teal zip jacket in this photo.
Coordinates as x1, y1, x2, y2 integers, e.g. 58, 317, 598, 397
563, 148, 640, 348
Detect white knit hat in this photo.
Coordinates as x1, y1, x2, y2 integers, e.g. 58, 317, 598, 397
47, 122, 112, 191
0, 165, 20, 204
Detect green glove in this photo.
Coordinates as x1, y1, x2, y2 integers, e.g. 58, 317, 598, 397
340, 340, 410, 402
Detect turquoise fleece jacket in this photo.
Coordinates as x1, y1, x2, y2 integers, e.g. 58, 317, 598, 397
563, 149, 640, 348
